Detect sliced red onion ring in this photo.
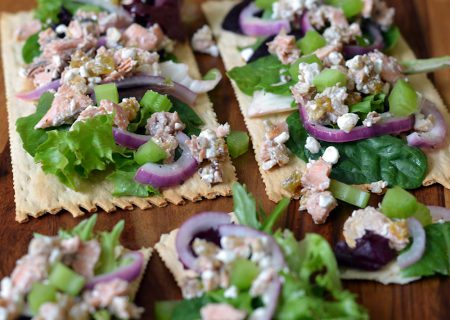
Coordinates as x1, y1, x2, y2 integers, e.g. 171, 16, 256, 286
176, 212, 232, 270
134, 132, 198, 187
159, 61, 222, 94
16, 79, 61, 101
112, 128, 151, 149
427, 206, 450, 222
407, 99, 448, 149
299, 105, 414, 143
218, 224, 285, 270
113, 76, 197, 106
97, 36, 107, 47
343, 23, 384, 59
85, 251, 143, 289
300, 12, 314, 36
255, 276, 282, 320
239, 2, 291, 37
397, 218, 426, 269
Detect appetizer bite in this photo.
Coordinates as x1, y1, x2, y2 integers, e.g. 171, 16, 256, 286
0, 215, 151, 319
1, 0, 239, 222
202, 0, 450, 223
154, 183, 450, 318
338, 187, 450, 284
154, 184, 368, 319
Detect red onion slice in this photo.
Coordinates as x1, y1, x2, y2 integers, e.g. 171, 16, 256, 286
397, 218, 426, 269
112, 128, 151, 149
300, 12, 314, 36
16, 79, 61, 101
159, 61, 222, 94
239, 3, 291, 37
85, 251, 143, 290
134, 132, 198, 187
427, 206, 450, 222
176, 212, 232, 270
407, 99, 448, 149
113, 76, 197, 106
255, 276, 282, 320
218, 224, 285, 271
299, 105, 414, 143
343, 22, 385, 59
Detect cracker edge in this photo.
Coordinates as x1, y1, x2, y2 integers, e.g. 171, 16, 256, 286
202, 0, 450, 202
0, 12, 237, 222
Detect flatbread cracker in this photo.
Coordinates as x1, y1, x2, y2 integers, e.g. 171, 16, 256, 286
203, 0, 450, 202
340, 262, 419, 285
0, 12, 237, 222
155, 229, 196, 289
129, 247, 153, 300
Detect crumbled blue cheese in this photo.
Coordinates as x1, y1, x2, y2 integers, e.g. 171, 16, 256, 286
337, 113, 359, 133
240, 48, 254, 62
305, 136, 321, 154
322, 146, 339, 165
106, 27, 121, 48
369, 180, 388, 194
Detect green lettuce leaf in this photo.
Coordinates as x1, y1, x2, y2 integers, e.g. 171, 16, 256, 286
35, 0, 64, 23
22, 32, 42, 64
58, 214, 98, 241
227, 55, 296, 96
95, 220, 125, 275
232, 183, 261, 230
402, 222, 450, 277
107, 155, 158, 197
16, 92, 53, 156
383, 25, 401, 52
34, 114, 123, 190
349, 93, 386, 119
275, 231, 368, 320
286, 112, 428, 189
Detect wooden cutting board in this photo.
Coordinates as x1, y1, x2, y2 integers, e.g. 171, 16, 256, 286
0, 0, 449, 319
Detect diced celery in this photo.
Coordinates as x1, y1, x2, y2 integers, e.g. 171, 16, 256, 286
134, 139, 167, 165
94, 83, 119, 104
297, 31, 327, 55
226, 131, 250, 159
326, 0, 364, 18
329, 179, 370, 208
289, 54, 323, 79
76, 4, 102, 13
380, 186, 418, 219
313, 69, 347, 92
49, 263, 86, 296
140, 90, 173, 113
412, 203, 432, 226
93, 309, 111, 320
230, 259, 260, 290
28, 283, 57, 315
388, 79, 418, 117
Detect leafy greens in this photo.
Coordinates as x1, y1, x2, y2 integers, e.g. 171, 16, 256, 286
286, 112, 428, 189
227, 55, 296, 96
402, 222, 450, 278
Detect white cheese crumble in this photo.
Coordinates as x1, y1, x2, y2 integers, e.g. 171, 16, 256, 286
369, 180, 388, 194
337, 113, 359, 133
106, 27, 121, 48
319, 193, 336, 209
240, 48, 254, 62
322, 146, 340, 165
224, 286, 238, 299
305, 136, 321, 154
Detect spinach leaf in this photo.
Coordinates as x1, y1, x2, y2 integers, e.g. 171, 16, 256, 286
383, 25, 401, 52
227, 55, 295, 96
402, 222, 450, 278
35, 0, 64, 23
16, 92, 54, 156
170, 99, 204, 136
286, 112, 428, 188
22, 32, 42, 64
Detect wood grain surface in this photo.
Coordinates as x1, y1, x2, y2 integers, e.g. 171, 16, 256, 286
0, 1, 449, 319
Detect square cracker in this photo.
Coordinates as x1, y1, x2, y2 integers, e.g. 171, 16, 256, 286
203, 0, 450, 202
0, 12, 237, 222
